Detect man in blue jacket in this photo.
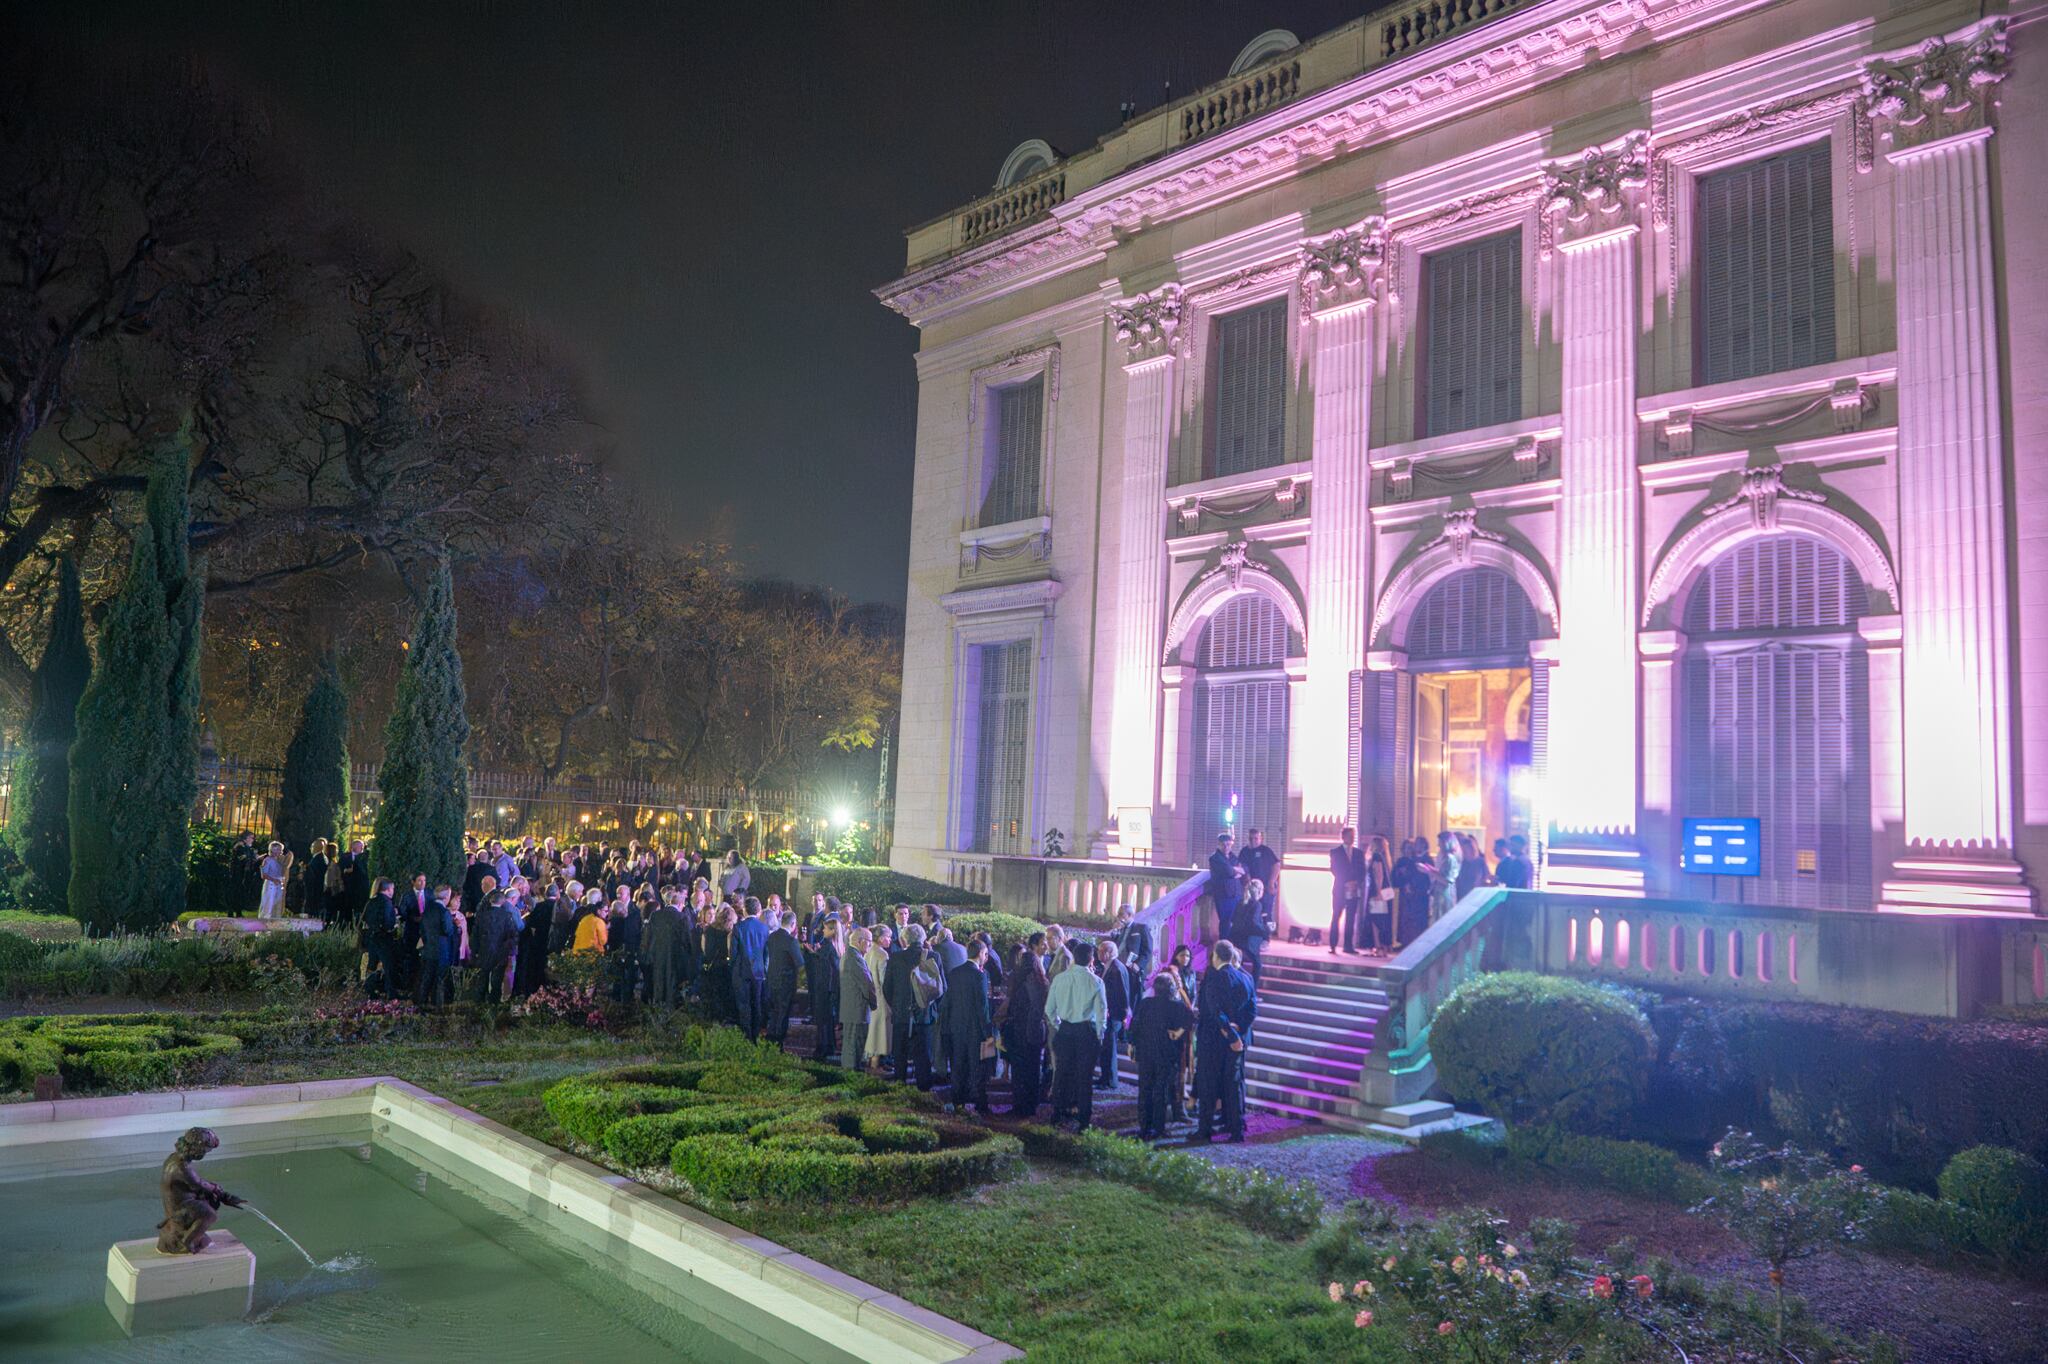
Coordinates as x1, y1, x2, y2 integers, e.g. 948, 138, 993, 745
1193, 939, 1257, 1143
729, 897, 771, 1042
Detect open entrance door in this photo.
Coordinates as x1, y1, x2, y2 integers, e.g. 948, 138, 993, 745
1408, 666, 1532, 850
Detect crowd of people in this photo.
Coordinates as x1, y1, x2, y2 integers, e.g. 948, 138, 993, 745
218, 831, 1268, 1145
1205, 824, 1533, 962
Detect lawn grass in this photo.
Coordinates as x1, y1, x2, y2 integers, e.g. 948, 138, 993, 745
218, 1025, 1372, 1361
0, 910, 81, 943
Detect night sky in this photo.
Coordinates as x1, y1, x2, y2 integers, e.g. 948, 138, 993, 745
25, 1, 1366, 606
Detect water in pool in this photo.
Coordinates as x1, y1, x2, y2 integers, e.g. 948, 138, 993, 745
0, 1134, 786, 1363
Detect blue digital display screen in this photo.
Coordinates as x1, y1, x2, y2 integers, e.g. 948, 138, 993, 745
1681, 817, 1762, 876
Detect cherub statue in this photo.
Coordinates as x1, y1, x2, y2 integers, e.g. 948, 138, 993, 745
156, 1127, 243, 1253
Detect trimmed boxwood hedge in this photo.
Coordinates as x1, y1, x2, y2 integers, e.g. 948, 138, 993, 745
0, 1015, 242, 1092
542, 1061, 1020, 1204
1431, 971, 1655, 1134
800, 866, 989, 910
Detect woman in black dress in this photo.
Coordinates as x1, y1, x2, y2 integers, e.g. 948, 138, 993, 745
1001, 939, 1049, 1117
700, 903, 736, 1024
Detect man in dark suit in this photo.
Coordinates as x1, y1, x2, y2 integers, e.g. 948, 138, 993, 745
607, 890, 644, 1004
807, 916, 841, 1061
764, 909, 805, 1044
938, 938, 994, 1115
359, 879, 399, 999
416, 886, 455, 1007
399, 874, 431, 994
461, 852, 491, 919
883, 924, 937, 1090
338, 839, 372, 927
1193, 940, 1257, 1143
1207, 833, 1246, 944
229, 833, 260, 916
471, 891, 521, 1004
1092, 938, 1140, 1090
1239, 827, 1281, 942
838, 925, 877, 1070
1109, 904, 1153, 980
643, 888, 691, 1007
1328, 825, 1367, 954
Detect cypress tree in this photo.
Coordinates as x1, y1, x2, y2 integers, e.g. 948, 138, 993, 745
371, 556, 469, 888
6, 557, 90, 914
68, 434, 205, 932
274, 658, 352, 856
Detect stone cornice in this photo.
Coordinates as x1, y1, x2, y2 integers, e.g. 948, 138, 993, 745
878, 0, 1742, 325
938, 577, 1064, 619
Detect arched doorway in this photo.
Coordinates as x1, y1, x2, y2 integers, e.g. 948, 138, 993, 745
1678, 534, 1871, 909
1364, 566, 1547, 854
1186, 594, 1293, 861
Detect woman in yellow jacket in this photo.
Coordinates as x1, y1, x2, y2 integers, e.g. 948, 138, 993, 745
571, 890, 609, 954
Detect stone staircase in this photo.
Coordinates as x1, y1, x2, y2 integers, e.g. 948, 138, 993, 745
1123, 947, 1494, 1142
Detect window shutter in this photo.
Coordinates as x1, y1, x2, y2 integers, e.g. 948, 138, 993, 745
979, 376, 1044, 526
970, 640, 1033, 854
1696, 143, 1835, 385
1679, 533, 1870, 909
1189, 595, 1291, 858
1425, 231, 1521, 437
1404, 568, 1544, 662
1210, 299, 1288, 476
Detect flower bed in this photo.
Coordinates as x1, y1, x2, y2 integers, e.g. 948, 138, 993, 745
541, 1056, 1021, 1206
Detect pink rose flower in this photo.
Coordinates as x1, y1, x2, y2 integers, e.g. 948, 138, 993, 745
1631, 1275, 1654, 1300
1353, 1310, 1373, 1328
1327, 1282, 1343, 1302
1437, 1321, 1455, 1336
1591, 1275, 1614, 1300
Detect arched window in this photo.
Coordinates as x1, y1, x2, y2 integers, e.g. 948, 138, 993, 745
1405, 567, 1545, 664
1680, 534, 1871, 909
1190, 595, 1292, 860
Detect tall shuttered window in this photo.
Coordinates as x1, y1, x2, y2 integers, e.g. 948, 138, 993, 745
1680, 535, 1869, 910
1208, 298, 1289, 477
968, 639, 1032, 854
1404, 568, 1546, 664
1695, 144, 1836, 386
978, 376, 1044, 526
1422, 231, 1522, 437
1190, 595, 1291, 860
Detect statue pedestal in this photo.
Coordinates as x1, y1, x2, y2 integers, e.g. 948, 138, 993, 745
107, 1232, 255, 1304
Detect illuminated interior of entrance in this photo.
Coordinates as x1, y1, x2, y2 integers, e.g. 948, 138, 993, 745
1411, 666, 1531, 848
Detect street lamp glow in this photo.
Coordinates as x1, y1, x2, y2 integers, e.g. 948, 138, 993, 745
832, 806, 851, 827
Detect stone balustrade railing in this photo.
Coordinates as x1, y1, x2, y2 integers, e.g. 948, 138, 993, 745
960, 172, 1066, 246
992, 855, 1194, 929
1357, 886, 1516, 1109
1179, 60, 1301, 143
1504, 895, 2031, 1019
1381, 0, 1525, 61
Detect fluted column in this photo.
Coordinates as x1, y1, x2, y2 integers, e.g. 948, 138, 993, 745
1547, 220, 1644, 892
1866, 22, 2030, 912
1105, 287, 1183, 860
1298, 222, 1385, 836
1638, 630, 1685, 897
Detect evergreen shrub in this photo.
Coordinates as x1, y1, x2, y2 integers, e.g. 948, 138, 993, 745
1431, 972, 1655, 1133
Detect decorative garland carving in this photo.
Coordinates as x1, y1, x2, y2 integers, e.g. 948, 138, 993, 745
1862, 19, 2009, 152
1109, 284, 1187, 365
1171, 476, 1306, 533
1648, 86, 1861, 280
1697, 463, 1827, 531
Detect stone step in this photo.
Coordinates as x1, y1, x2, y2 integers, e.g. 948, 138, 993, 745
1252, 1028, 1375, 1065
1256, 976, 1391, 1008
1257, 999, 1383, 1034
1244, 1042, 1366, 1081
1244, 1062, 1358, 1098
1370, 1099, 1453, 1129
1361, 1112, 1501, 1145
1261, 959, 1390, 986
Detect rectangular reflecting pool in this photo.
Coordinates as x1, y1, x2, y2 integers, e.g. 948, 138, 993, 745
0, 1079, 1012, 1364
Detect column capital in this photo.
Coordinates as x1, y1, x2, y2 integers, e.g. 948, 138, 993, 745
1637, 629, 1687, 660
1863, 17, 2008, 157
1109, 284, 1186, 367
1300, 218, 1386, 319
1541, 130, 1649, 257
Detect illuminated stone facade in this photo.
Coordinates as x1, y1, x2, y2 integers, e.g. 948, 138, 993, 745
878, 0, 2047, 926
